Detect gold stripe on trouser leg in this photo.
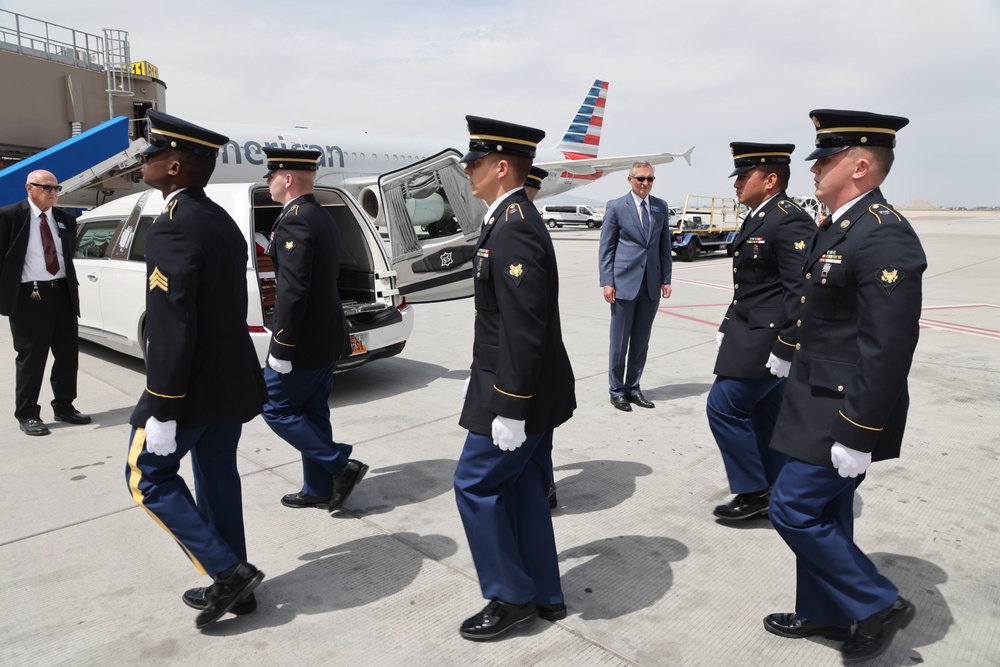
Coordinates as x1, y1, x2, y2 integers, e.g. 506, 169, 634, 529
127, 428, 207, 575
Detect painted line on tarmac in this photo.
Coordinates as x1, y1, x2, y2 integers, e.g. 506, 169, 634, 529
656, 304, 726, 327
673, 277, 732, 291
919, 318, 1000, 339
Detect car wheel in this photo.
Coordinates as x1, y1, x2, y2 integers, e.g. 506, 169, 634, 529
587, 220, 595, 229
547, 219, 556, 228
681, 243, 697, 262
140, 325, 149, 364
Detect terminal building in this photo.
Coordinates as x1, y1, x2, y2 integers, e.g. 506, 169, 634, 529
0, 9, 166, 207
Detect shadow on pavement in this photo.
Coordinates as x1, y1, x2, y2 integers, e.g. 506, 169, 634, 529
643, 382, 712, 402
345, 458, 459, 517
868, 552, 953, 667
551, 460, 653, 515
331, 357, 467, 407
559, 535, 689, 620
202, 532, 458, 635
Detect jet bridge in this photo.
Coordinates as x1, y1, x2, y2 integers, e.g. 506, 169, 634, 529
0, 115, 140, 207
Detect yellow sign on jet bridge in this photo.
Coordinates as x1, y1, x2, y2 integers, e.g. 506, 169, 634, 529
128, 61, 160, 79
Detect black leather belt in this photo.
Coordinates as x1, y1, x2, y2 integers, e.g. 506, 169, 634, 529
23, 278, 65, 288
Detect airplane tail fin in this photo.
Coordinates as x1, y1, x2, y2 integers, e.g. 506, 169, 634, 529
554, 79, 608, 160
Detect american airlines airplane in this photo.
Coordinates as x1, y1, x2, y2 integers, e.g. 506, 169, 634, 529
205, 80, 693, 200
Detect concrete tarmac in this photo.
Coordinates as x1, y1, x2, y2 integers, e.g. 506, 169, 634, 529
1, 210, 997, 666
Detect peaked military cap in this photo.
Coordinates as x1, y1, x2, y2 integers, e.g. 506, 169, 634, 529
262, 147, 323, 178
462, 115, 546, 163
141, 109, 229, 158
806, 109, 909, 160
524, 165, 549, 190
729, 142, 795, 177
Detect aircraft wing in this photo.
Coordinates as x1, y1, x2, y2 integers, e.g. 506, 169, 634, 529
537, 146, 693, 176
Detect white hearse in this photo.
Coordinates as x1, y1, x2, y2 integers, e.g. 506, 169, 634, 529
73, 150, 484, 369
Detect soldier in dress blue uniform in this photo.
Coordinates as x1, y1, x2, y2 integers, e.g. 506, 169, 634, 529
523, 165, 547, 201
763, 110, 926, 663
708, 143, 816, 521
522, 165, 560, 511
455, 116, 576, 640
125, 110, 268, 629
260, 147, 368, 513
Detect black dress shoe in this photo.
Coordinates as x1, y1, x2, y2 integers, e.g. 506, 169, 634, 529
626, 392, 655, 408
53, 409, 92, 425
713, 489, 771, 520
183, 587, 257, 615
328, 459, 369, 511
19, 419, 50, 436
842, 597, 915, 663
195, 561, 264, 629
763, 612, 851, 641
281, 492, 332, 509
610, 395, 632, 412
547, 483, 558, 510
538, 602, 567, 622
460, 600, 536, 640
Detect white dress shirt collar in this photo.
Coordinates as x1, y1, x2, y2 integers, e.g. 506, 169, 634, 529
483, 187, 525, 225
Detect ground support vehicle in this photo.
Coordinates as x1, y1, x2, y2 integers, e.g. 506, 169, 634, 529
670, 195, 743, 262
539, 204, 603, 229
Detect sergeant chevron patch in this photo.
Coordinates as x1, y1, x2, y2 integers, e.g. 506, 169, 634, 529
148, 267, 169, 293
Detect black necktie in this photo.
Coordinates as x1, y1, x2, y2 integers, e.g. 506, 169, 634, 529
640, 200, 650, 236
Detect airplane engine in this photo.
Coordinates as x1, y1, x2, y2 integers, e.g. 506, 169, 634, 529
406, 192, 447, 227
360, 186, 449, 230
360, 186, 382, 220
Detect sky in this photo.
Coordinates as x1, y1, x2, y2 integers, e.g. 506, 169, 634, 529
3, 0, 999, 208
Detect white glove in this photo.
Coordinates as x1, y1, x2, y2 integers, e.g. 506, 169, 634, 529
716, 331, 724, 351
830, 442, 872, 478
491, 416, 526, 451
462, 376, 470, 399
765, 352, 791, 378
268, 354, 292, 374
145, 416, 178, 456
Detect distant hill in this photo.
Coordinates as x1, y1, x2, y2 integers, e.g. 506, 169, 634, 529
901, 199, 935, 210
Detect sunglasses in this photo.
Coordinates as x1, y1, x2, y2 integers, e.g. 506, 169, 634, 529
630, 176, 655, 183
30, 182, 63, 193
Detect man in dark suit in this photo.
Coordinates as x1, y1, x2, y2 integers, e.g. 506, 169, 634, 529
0, 170, 90, 435
124, 110, 268, 629
763, 110, 925, 663
455, 116, 576, 641
598, 162, 673, 412
708, 144, 816, 521
259, 147, 368, 513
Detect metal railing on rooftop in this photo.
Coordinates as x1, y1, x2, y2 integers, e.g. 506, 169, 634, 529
0, 9, 105, 71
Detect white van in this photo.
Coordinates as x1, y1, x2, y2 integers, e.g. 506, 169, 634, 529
73, 150, 484, 369
538, 204, 603, 229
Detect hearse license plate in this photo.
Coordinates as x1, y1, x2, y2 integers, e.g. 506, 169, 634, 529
349, 333, 367, 356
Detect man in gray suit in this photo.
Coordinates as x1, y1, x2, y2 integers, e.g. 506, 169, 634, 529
598, 161, 673, 412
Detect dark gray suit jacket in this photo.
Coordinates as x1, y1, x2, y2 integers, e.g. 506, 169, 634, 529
598, 193, 672, 301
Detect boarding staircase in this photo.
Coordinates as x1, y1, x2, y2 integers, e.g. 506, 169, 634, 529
0, 116, 146, 207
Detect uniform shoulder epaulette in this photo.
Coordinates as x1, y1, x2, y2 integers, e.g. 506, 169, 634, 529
776, 199, 803, 214
504, 203, 525, 221
161, 199, 179, 220
867, 202, 902, 224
